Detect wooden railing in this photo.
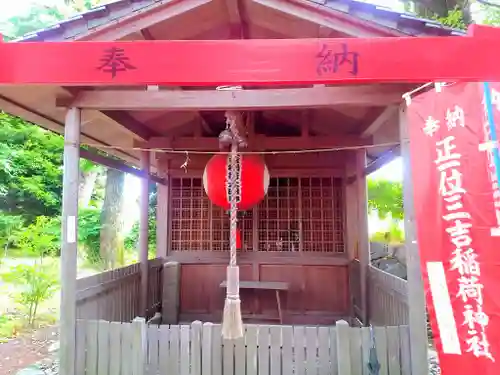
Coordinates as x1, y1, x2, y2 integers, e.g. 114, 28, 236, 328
76, 258, 164, 321
348, 259, 363, 321
75, 319, 413, 375
368, 265, 409, 326
146, 260, 164, 318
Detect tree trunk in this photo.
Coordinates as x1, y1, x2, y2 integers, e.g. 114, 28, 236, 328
78, 169, 98, 208
100, 168, 125, 269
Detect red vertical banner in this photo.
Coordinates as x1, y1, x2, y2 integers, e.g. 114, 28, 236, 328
407, 82, 500, 374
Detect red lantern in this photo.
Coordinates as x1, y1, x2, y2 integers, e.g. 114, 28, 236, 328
203, 154, 269, 211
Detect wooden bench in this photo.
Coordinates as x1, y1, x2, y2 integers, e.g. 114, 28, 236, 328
220, 281, 290, 323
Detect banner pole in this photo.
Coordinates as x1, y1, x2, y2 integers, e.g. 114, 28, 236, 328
482, 82, 500, 185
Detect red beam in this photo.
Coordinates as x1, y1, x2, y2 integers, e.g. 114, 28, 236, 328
0, 25, 499, 85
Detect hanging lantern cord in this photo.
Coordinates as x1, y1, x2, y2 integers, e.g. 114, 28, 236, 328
221, 111, 245, 340
229, 143, 240, 268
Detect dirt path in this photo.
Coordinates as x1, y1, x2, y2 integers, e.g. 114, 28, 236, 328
0, 326, 58, 375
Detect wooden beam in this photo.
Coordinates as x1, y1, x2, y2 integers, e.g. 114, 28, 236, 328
80, 149, 165, 185
58, 86, 402, 111
5, 29, 500, 84
364, 146, 400, 175
139, 151, 150, 317
400, 105, 428, 375
0, 93, 140, 165
251, 0, 403, 37
4, 26, 500, 85
198, 115, 212, 135
59, 108, 80, 375
62, 86, 156, 141
101, 111, 156, 141
347, 146, 400, 183
318, 25, 336, 38
361, 105, 398, 138
226, 0, 249, 39
80, 0, 212, 41
140, 29, 155, 40
301, 110, 310, 138
136, 134, 372, 151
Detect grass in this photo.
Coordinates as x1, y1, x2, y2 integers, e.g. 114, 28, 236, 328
0, 256, 98, 343
0, 245, 143, 342
0, 311, 57, 343
0, 313, 24, 343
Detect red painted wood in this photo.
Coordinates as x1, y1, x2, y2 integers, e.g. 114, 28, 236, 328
179, 264, 253, 315
0, 25, 499, 85
177, 262, 349, 322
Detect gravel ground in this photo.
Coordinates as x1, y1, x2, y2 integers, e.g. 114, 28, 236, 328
428, 349, 441, 375
0, 326, 58, 375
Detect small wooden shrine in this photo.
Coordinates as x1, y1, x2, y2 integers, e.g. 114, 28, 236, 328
0, 0, 490, 374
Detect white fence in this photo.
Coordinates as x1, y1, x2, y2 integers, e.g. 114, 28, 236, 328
75, 319, 412, 375
368, 266, 408, 326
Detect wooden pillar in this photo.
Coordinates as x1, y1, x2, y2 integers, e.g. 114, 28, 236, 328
344, 154, 357, 261
344, 153, 357, 322
139, 151, 150, 317
162, 261, 180, 324
59, 107, 81, 375
399, 105, 428, 375
356, 149, 370, 325
156, 160, 170, 258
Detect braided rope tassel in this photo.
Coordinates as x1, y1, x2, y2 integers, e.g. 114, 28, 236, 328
229, 146, 240, 267
222, 114, 244, 340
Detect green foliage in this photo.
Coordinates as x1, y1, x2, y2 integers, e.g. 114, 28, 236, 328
67, 0, 104, 12
0, 214, 24, 255
0, 0, 141, 270
125, 187, 157, 255
0, 0, 104, 40
0, 113, 64, 220
79, 204, 155, 268
16, 216, 60, 257
2, 260, 59, 326
481, 4, 500, 26
434, 6, 467, 30
78, 207, 104, 266
125, 216, 157, 256
367, 179, 403, 220
0, 312, 25, 342
403, 0, 472, 28
0, 4, 66, 40
370, 222, 405, 244
80, 158, 99, 174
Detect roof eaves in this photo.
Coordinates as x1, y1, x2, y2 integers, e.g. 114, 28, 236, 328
13, 0, 466, 42
14, 0, 151, 42
322, 0, 466, 36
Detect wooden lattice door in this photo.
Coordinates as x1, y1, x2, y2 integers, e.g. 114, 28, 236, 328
170, 176, 344, 253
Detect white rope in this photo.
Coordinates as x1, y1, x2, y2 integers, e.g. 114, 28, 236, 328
71, 141, 400, 155
402, 82, 433, 105
402, 82, 433, 98
402, 81, 457, 105
221, 110, 245, 340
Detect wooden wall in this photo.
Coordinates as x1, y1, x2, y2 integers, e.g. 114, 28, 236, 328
177, 260, 349, 324
156, 150, 360, 324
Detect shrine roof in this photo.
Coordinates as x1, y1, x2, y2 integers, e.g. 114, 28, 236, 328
0, 0, 456, 170
16, 0, 464, 42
